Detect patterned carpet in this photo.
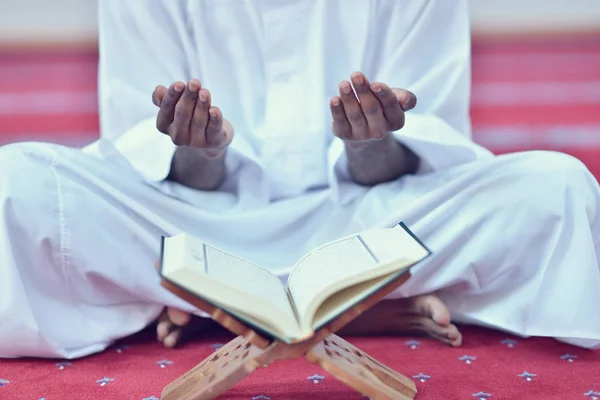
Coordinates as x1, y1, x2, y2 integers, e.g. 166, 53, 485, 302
1, 326, 599, 400
0, 36, 599, 399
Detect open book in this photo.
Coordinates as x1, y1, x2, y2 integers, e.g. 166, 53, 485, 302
159, 222, 431, 344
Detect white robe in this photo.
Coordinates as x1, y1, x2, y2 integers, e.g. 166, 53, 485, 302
1, 0, 599, 359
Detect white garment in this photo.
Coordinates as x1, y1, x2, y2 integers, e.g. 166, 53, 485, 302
0, 0, 599, 359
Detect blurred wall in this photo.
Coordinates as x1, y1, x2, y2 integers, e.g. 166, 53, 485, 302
1, 0, 599, 47
469, 0, 600, 35
0, 0, 98, 47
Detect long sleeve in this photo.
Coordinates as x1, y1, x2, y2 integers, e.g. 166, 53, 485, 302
328, 0, 493, 189
93, 0, 256, 183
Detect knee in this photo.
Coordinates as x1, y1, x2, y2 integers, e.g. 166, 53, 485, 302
518, 151, 597, 201
0, 142, 56, 185
498, 150, 595, 193
484, 151, 599, 222
518, 150, 591, 178
0, 142, 58, 222
469, 151, 597, 220
461, 151, 598, 281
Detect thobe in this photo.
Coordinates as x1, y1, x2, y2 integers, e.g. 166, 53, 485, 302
1, 0, 599, 359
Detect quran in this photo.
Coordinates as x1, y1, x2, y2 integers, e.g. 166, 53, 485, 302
158, 222, 431, 344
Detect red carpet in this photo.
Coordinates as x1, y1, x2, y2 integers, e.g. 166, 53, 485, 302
1, 326, 599, 400
1, 37, 600, 399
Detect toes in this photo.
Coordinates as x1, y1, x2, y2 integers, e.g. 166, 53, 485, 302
163, 328, 183, 349
167, 308, 192, 326
411, 295, 451, 326
448, 326, 463, 347
413, 317, 460, 346
443, 323, 463, 347
388, 313, 462, 347
439, 324, 462, 347
157, 308, 190, 346
156, 320, 172, 342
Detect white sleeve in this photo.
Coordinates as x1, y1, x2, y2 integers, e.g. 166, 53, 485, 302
96, 0, 255, 182
328, 0, 492, 184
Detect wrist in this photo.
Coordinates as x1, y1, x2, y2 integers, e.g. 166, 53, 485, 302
343, 132, 419, 186
196, 146, 228, 159
343, 132, 398, 153
169, 146, 227, 190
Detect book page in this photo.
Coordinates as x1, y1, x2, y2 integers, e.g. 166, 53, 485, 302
310, 273, 393, 329
184, 235, 294, 316
358, 224, 429, 264
286, 224, 430, 330
286, 236, 378, 324
161, 233, 301, 339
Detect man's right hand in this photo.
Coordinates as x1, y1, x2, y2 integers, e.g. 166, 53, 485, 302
153, 79, 232, 190
152, 79, 233, 158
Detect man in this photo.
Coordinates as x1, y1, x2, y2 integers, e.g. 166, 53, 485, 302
1, 0, 599, 359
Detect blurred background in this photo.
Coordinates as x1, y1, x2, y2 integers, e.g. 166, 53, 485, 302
1, 0, 599, 175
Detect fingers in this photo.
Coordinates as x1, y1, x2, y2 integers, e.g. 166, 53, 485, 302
331, 72, 416, 140
330, 96, 352, 139
371, 82, 405, 131
339, 80, 369, 140
351, 72, 387, 138
392, 88, 418, 111
156, 82, 185, 133
154, 78, 230, 151
170, 79, 200, 145
189, 88, 211, 146
152, 85, 167, 107
205, 107, 224, 147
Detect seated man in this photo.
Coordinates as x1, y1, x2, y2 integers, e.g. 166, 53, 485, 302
1, 0, 599, 359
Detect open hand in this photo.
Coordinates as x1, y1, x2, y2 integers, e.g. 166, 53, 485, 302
153, 79, 233, 157
330, 72, 417, 144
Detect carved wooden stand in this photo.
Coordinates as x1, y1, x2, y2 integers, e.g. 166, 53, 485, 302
159, 273, 417, 400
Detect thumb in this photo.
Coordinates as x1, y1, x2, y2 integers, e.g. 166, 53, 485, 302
392, 88, 417, 111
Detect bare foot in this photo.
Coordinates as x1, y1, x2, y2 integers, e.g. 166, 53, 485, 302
156, 307, 217, 348
339, 294, 462, 347
157, 294, 461, 348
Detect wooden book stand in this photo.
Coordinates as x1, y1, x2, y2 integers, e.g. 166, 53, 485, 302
159, 272, 417, 400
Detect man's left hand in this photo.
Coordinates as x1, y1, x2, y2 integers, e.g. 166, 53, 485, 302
330, 72, 417, 145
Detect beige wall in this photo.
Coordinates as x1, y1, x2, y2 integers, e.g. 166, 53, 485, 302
469, 0, 600, 34
0, 0, 98, 45
1, 0, 599, 46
